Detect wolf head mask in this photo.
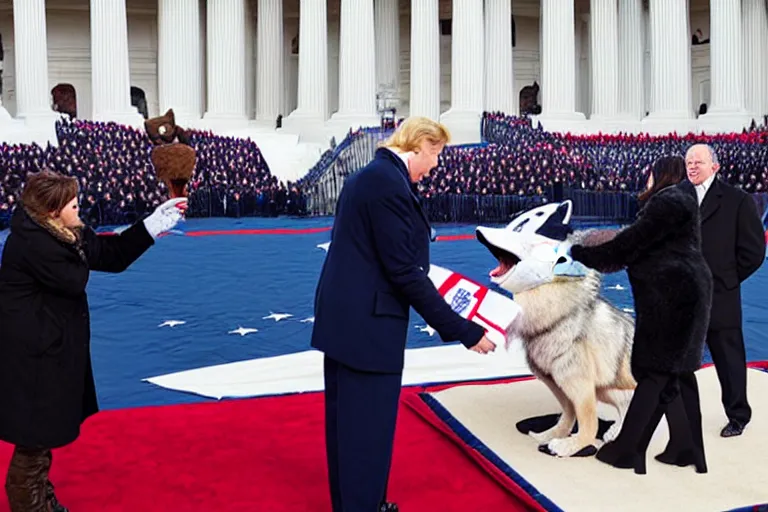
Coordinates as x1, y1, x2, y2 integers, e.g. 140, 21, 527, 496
476, 200, 588, 294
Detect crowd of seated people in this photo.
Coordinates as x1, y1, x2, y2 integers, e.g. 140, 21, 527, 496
416, 112, 768, 200
0, 118, 306, 229
2, 112, 766, 229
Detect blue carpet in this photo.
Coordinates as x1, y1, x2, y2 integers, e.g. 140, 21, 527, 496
2, 216, 767, 410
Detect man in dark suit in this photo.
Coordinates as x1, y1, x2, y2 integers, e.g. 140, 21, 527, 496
682, 144, 765, 437
311, 117, 495, 512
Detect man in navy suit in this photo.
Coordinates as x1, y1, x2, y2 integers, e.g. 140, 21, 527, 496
311, 117, 495, 512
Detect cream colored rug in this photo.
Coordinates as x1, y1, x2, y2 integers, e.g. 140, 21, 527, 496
425, 366, 768, 512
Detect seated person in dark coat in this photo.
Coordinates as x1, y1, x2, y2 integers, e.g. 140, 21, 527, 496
569, 156, 713, 475
0, 170, 186, 512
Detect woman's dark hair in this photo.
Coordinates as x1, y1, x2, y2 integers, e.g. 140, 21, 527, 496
21, 169, 79, 219
638, 155, 687, 202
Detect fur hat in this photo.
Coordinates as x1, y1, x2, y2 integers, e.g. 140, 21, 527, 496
144, 109, 196, 197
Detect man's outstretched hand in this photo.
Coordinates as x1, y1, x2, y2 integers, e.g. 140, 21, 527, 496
470, 335, 496, 354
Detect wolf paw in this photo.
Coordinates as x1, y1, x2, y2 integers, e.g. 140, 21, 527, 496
529, 428, 561, 444
545, 436, 597, 458
603, 422, 622, 443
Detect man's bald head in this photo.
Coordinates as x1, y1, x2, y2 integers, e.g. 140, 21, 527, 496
685, 144, 720, 185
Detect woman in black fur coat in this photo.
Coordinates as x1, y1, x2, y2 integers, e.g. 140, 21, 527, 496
569, 155, 713, 475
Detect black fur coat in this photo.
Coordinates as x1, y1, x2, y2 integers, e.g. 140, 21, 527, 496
571, 185, 713, 375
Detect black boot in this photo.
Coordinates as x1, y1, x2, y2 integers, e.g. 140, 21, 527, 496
5, 446, 51, 512
655, 372, 707, 473
595, 372, 670, 475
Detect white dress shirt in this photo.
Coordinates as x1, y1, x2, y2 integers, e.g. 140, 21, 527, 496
386, 147, 411, 170
695, 174, 716, 206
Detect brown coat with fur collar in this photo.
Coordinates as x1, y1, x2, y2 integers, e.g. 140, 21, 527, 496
0, 206, 154, 449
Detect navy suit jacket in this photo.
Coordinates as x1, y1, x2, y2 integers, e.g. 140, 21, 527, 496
310, 148, 485, 373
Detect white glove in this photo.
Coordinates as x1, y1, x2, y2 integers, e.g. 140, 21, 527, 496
144, 197, 187, 239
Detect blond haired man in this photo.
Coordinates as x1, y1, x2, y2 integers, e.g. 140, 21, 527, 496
311, 117, 495, 512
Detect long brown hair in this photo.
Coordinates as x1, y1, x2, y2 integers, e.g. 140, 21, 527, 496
638, 155, 687, 203
21, 169, 79, 220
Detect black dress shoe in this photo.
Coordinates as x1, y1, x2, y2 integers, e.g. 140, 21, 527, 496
720, 420, 746, 437
380, 502, 399, 512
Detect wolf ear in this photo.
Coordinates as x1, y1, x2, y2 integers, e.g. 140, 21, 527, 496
535, 200, 573, 241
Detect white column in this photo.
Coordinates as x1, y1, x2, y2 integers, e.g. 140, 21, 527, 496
763, 0, 768, 124
574, 16, 583, 115
618, 0, 644, 120
581, 14, 592, 116
375, 0, 400, 99
699, 0, 753, 132
643, 4, 651, 115
203, 0, 248, 126
327, 0, 379, 132
244, 0, 255, 120
536, 0, 585, 128
256, 0, 284, 125
742, 0, 768, 122
485, 0, 516, 115
90, 0, 144, 127
281, 0, 329, 139
640, 0, 693, 133
440, 0, 485, 143
590, 0, 619, 122
409, 0, 440, 120
12, 0, 58, 126
158, 0, 203, 124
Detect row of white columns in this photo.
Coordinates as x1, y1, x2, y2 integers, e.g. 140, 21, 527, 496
540, 0, 768, 133
281, 0, 385, 139
12, 0, 153, 128
166, 0, 284, 128
7, 0, 767, 139
8, 0, 285, 130
283, 0, 514, 143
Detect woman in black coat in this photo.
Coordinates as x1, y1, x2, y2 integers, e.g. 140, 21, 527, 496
569, 155, 713, 475
0, 170, 186, 512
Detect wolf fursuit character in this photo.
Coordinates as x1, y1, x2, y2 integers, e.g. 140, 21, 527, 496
476, 200, 637, 458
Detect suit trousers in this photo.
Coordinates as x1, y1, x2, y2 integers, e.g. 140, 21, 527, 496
323, 355, 403, 512
706, 328, 751, 425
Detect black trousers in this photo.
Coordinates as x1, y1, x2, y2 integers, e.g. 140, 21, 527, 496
5, 446, 55, 512
596, 370, 705, 474
323, 356, 403, 512
706, 328, 751, 425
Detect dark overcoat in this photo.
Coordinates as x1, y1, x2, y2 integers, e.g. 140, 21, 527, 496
311, 148, 484, 373
678, 178, 764, 330
0, 206, 154, 449
571, 185, 713, 375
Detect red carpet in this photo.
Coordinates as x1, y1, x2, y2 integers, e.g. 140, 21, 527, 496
184, 226, 333, 236
0, 386, 532, 512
